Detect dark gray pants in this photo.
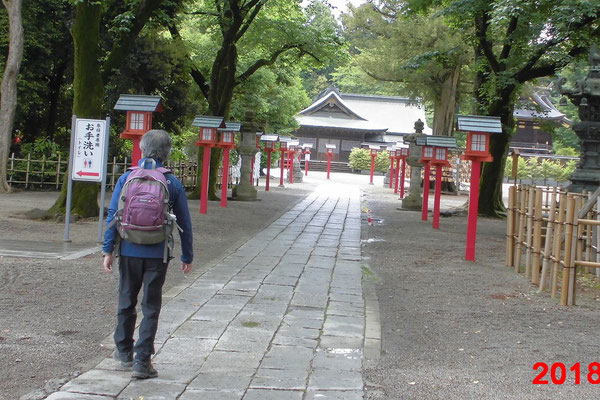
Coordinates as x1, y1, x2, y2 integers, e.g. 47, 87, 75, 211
114, 256, 167, 362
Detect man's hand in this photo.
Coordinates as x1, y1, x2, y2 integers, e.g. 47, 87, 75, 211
103, 254, 114, 274
182, 262, 192, 274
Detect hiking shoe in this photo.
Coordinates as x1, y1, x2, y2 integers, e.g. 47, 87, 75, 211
112, 349, 133, 368
132, 360, 158, 379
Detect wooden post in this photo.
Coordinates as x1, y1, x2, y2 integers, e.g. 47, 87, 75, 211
525, 186, 535, 279
465, 159, 481, 261
506, 185, 516, 268
596, 198, 600, 279
389, 157, 394, 189
221, 148, 231, 207
432, 164, 443, 229
561, 195, 576, 305
266, 150, 272, 191
400, 159, 406, 198
369, 153, 376, 185
531, 188, 544, 285
25, 153, 31, 188
551, 192, 566, 298
514, 185, 526, 272
422, 162, 431, 221
9, 152, 15, 186
394, 158, 401, 194
55, 153, 61, 189
539, 187, 557, 292
200, 146, 211, 214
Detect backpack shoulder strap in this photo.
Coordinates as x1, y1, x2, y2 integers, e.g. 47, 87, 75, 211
156, 167, 171, 174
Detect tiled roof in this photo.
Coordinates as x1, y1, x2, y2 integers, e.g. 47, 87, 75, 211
296, 89, 432, 136
114, 94, 162, 112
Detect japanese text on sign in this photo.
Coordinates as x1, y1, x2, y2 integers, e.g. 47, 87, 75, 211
72, 119, 106, 182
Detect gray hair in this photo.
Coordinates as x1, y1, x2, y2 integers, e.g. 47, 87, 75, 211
140, 129, 172, 163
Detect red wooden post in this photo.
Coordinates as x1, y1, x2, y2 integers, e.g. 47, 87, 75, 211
290, 152, 294, 184
131, 137, 143, 167
200, 146, 211, 214
465, 159, 481, 261
250, 155, 254, 184
304, 149, 310, 176
327, 152, 332, 179
394, 158, 401, 194
389, 155, 395, 188
433, 164, 442, 229
266, 150, 272, 191
220, 148, 230, 208
400, 159, 406, 198
279, 149, 286, 187
369, 153, 376, 185
421, 162, 430, 221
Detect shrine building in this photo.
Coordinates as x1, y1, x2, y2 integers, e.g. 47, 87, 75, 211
294, 88, 432, 162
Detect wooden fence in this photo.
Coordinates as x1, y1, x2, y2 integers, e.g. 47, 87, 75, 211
506, 184, 600, 305
6, 153, 237, 191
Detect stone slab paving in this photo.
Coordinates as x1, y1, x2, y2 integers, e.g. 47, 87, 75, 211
0, 239, 98, 259
47, 186, 367, 399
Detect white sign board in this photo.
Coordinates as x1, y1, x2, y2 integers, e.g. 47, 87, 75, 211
72, 119, 106, 182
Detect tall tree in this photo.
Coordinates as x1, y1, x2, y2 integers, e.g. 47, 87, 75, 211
170, 0, 343, 199
0, 0, 23, 193
341, 1, 469, 136
48, 0, 173, 217
410, 0, 600, 216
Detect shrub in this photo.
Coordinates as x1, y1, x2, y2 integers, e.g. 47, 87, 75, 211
349, 148, 371, 171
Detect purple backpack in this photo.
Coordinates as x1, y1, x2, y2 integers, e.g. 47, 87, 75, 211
112, 159, 178, 261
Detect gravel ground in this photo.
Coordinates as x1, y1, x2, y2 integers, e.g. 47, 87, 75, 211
0, 181, 310, 400
361, 183, 600, 399
4, 173, 600, 400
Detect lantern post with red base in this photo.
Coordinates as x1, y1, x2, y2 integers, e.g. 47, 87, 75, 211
278, 137, 290, 187
192, 116, 225, 214
302, 144, 313, 176
368, 145, 380, 185
325, 144, 336, 179
114, 95, 162, 167
457, 115, 502, 261
423, 137, 457, 229
260, 134, 279, 191
396, 147, 409, 197
418, 142, 434, 221
217, 122, 240, 208
388, 148, 396, 189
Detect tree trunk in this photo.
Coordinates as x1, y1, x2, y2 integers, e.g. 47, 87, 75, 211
0, 0, 24, 193
478, 103, 515, 218
432, 65, 460, 136
203, 40, 238, 201
48, 1, 103, 217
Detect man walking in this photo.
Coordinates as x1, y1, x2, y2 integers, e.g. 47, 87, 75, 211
102, 129, 193, 379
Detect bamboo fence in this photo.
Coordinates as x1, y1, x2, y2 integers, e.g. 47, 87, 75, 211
506, 184, 600, 305
5, 152, 236, 192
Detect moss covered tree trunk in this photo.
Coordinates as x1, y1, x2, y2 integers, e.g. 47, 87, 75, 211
48, 1, 103, 217
0, 0, 23, 193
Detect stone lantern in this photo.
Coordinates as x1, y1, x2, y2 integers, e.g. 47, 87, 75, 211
401, 119, 426, 210
558, 46, 600, 192
232, 114, 263, 201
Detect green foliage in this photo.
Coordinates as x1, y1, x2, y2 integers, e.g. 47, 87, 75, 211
349, 148, 390, 172
19, 137, 64, 160
349, 148, 371, 171
506, 156, 577, 183
375, 150, 391, 173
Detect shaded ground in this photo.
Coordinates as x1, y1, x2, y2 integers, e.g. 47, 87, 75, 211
361, 183, 600, 399
0, 183, 310, 400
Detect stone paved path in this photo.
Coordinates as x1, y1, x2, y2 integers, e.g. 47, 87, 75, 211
46, 184, 366, 399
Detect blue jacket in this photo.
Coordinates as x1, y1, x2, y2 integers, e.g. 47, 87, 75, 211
103, 158, 194, 263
